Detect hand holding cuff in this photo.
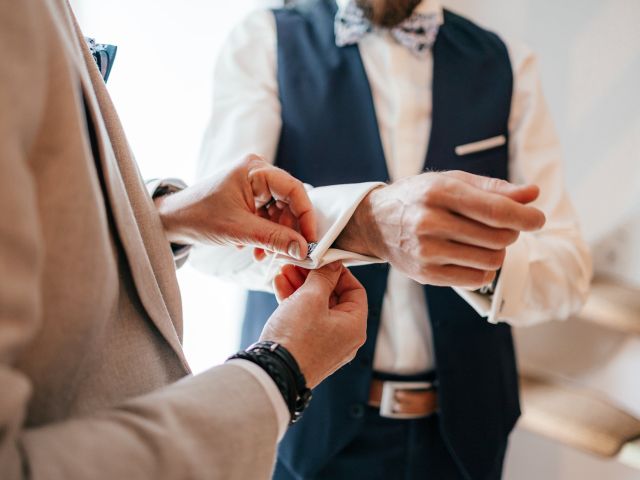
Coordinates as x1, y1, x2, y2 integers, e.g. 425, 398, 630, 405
265, 182, 386, 269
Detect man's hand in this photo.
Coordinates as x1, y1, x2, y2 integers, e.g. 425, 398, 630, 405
336, 170, 546, 288
155, 155, 317, 260
261, 262, 367, 389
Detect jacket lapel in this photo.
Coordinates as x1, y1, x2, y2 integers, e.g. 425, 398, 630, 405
57, 1, 189, 372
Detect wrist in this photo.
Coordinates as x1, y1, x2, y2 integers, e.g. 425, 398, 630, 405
155, 190, 195, 245
228, 341, 312, 424
335, 186, 388, 260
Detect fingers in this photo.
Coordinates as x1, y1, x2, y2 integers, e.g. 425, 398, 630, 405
265, 202, 283, 223
247, 214, 309, 260
261, 203, 298, 231
303, 261, 344, 297
253, 204, 299, 261
442, 170, 540, 204
418, 209, 520, 250
417, 237, 506, 270
277, 207, 298, 231
282, 264, 359, 310
273, 271, 296, 303
420, 264, 495, 289
283, 264, 308, 290
246, 157, 318, 242
442, 179, 546, 232
501, 184, 539, 205
331, 267, 368, 314
253, 248, 267, 261
273, 264, 314, 302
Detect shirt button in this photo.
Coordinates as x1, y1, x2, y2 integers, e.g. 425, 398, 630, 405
349, 403, 365, 419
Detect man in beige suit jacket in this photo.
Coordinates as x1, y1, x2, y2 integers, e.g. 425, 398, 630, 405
0, 0, 369, 478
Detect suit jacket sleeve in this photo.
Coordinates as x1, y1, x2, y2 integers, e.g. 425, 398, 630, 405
0, 2, 278, 478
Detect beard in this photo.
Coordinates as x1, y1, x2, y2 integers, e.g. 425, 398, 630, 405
356, 0, 422, 28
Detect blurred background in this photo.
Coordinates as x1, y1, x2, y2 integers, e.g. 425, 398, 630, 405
71, 1, 640, 478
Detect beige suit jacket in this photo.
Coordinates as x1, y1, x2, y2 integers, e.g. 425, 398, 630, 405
0, 0, 279, 478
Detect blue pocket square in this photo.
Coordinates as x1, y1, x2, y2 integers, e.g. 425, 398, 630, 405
86, 37, 118, 82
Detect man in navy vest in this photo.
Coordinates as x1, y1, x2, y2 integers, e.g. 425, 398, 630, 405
192, 0, 592, 478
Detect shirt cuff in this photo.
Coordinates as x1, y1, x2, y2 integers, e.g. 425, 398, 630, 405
271, 182, 386, 269
226, 359, 289, 441
453, 236, 529, 324
146, 178, 192, 268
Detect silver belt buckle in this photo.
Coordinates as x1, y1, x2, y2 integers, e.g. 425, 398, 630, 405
379, 381, 434, 420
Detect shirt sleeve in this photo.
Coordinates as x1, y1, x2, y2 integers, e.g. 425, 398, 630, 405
197, 10, 282, 177
456, 41, 593, 326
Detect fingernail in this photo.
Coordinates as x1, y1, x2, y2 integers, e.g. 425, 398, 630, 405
538, 212, 547, 229
288, 241, 302, 260
327, 261, 341, 271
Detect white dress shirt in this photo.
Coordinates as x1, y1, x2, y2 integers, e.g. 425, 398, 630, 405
192, 0, 592, 400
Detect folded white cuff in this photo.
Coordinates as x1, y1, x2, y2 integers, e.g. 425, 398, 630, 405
453, 237, 529, 324
271, 182, 386, 268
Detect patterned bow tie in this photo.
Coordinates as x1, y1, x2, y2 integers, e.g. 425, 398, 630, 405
335, 1, 440, 56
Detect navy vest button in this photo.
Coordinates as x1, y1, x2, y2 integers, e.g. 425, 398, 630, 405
349, 403, 365, 419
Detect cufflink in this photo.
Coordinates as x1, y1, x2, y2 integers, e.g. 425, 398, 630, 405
475, 269, 501, 297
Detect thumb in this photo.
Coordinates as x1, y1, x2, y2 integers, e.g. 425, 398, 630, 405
302, 261, 343, 297
246, 214, 309, 260
443, 170, 540, 204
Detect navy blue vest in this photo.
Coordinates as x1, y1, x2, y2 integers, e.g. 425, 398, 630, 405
241, 2, 520, 478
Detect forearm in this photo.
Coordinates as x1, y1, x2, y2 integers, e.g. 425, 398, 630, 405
15, 365, 279, 480
154, 187, 201, 246
334, 186, 387, 259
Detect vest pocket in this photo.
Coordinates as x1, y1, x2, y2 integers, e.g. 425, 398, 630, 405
455, 135, 506, 156
453, 143, 508, 178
